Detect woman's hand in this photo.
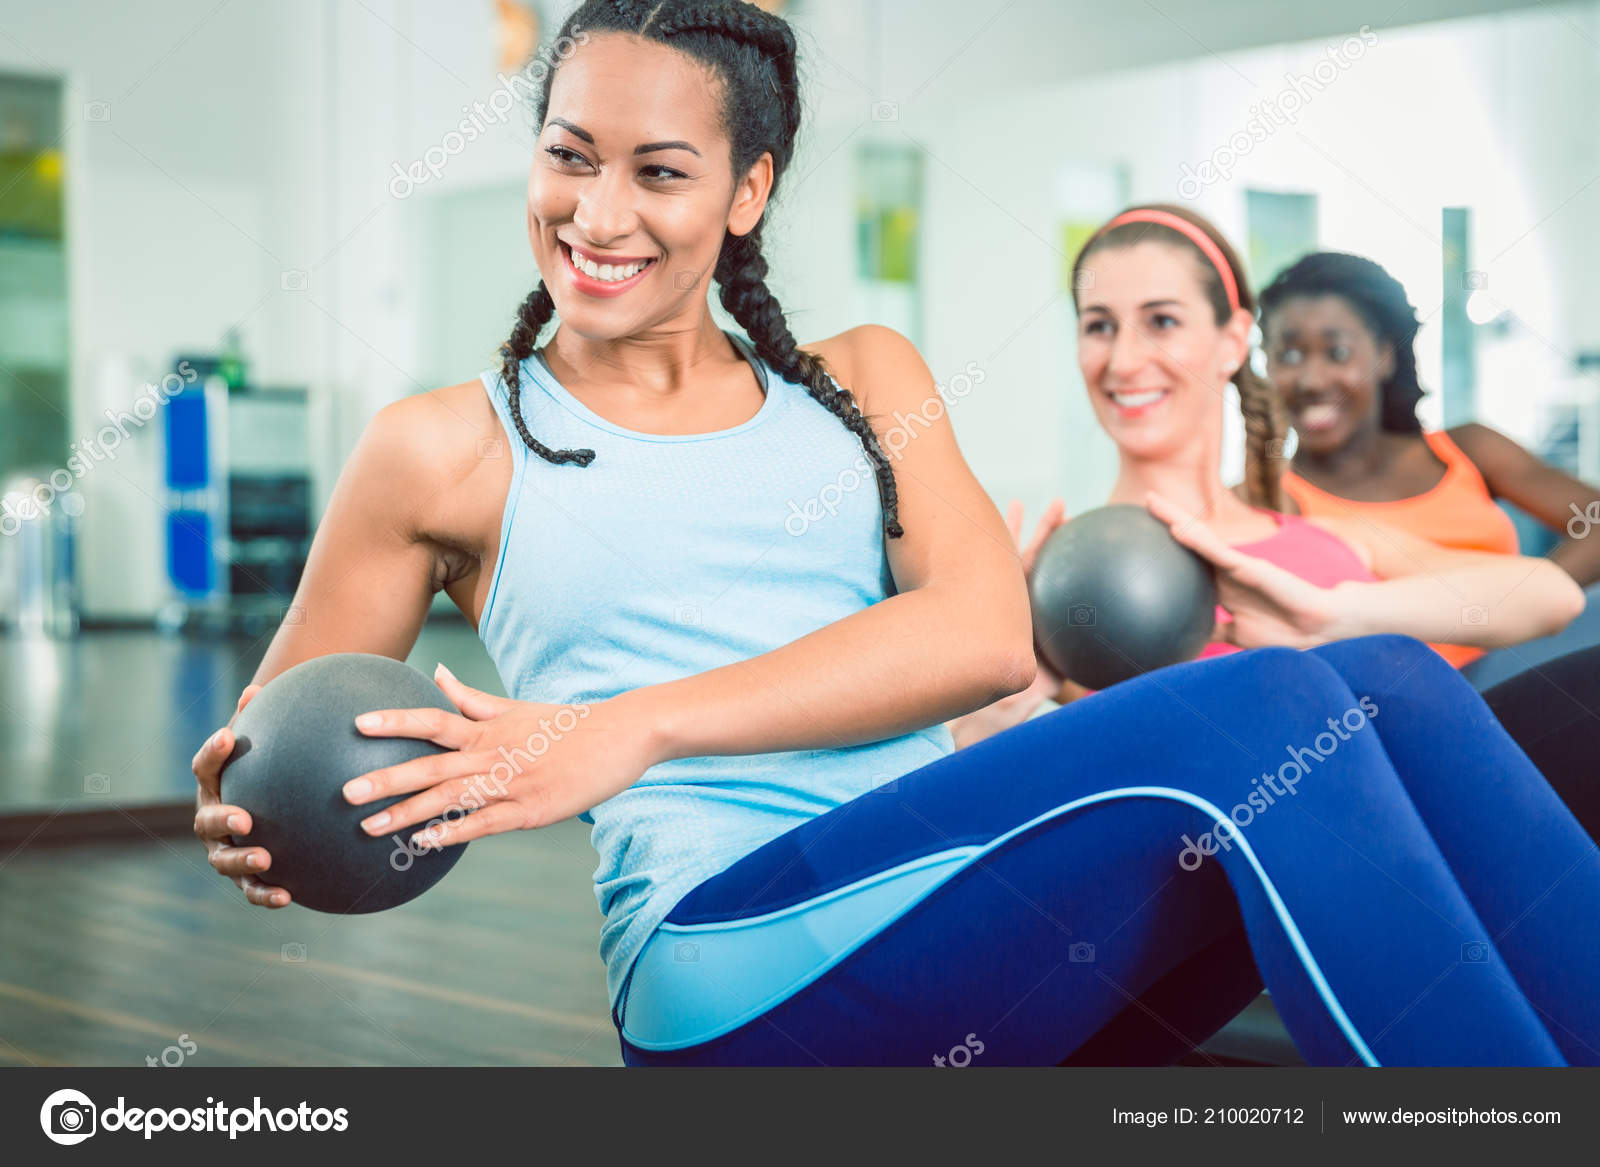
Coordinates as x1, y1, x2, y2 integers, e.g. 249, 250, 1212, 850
340, 665, 661, 849
1009, 498, 1068, 577
1008, 498, 1068, 692
1145, 491, 1342, 649
192, 684, 292, 908
947, 500, 1072, 748
947, 658, 1068, 749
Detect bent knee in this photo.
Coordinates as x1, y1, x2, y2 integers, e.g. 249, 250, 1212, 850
1106, 643, 1359, 713
1310, 634, 1454, 681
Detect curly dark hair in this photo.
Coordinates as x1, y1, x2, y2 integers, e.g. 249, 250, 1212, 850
1258, 251, 1425, 435
1070, 203, 1287, 511
496, 0, 903, 537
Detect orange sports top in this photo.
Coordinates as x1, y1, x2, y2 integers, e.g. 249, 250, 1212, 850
1280, 429, 1519, 668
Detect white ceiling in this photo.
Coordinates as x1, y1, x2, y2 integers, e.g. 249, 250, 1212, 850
783, 0, 1567, 116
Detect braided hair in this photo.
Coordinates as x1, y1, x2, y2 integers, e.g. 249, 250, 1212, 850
496, 0, 904, 536
1258, 251, 1425, 435
1069, 203, 1287, 512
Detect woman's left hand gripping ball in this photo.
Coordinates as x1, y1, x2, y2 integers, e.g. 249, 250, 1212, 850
341, 664, 659, 849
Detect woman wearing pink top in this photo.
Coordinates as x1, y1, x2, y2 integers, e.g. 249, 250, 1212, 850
950, 205, 1582, 746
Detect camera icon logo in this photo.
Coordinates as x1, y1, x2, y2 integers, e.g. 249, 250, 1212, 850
1463, 270, 1488, 291
870, 101, 899, 122
674, 270, 700, 290
281, 270, 308, 292
477, 437, 504, 460
1266, 438, 1288, 459
1461, 605, 1489, 627
1461, 941, 1489, 963
281, 942, 307, 963
83, 773, 111, 795
40, 1088, 97, 1145
674, 941, 700, 963
674, 604, 701, 626
84, 102, 111, 123
1069, 603, 1096, 626
1072, 269, 1096, 292
1068, 941, 1096, 963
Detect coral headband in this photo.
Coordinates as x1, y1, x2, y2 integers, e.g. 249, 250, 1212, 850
1101, 209, 1241, 312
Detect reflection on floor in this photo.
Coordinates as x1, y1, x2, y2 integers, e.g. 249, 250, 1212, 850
0, 820, 619, 1067
0, 620, 502, 814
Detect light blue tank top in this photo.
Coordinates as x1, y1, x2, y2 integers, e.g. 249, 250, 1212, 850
475, 332, 954, 1016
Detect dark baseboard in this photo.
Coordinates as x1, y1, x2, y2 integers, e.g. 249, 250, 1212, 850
69, 610, 473, 634
0, 800, 195, 849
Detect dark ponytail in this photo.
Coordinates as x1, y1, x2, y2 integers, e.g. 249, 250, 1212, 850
495, 0, 903, 536
1234, 363, 1287, 512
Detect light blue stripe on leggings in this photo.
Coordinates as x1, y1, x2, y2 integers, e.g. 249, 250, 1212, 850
621, 785, 1379, 1065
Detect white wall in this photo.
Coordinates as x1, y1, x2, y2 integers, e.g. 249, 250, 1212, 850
0, 1, 294, 617
808, 2, 1600, 520
2, 0, 1591, 617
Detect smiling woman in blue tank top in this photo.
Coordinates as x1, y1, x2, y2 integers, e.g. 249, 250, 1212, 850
192, 0, 1600, 1066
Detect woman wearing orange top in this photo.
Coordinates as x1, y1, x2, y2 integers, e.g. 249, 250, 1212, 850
949, 210, 1597, 841
1257, 251, 1600, 669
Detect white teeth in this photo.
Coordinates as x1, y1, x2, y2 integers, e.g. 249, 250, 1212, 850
1112, 389, 1166, 408
1300, 403, 1340, 428
569, 247, 650, 282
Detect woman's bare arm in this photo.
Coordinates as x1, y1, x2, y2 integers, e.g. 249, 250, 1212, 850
617, 325, 1036, 763
1451, 422, 1600, 587
334, 331, 1039, 842
253, 384, 507, 679
192, 381, 508, 903
1311, 514, 1584, 648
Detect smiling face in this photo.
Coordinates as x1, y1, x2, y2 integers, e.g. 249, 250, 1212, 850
527, 33, 770, 339
1075, 240, 1250, 464
1262, 294, 1394, 457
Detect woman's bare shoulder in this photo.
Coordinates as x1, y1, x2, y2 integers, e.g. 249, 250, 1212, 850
803, 324, 927, 416
356, 378, 511, 549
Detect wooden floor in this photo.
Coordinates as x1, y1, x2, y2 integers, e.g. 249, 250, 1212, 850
0, 819, 622, 1067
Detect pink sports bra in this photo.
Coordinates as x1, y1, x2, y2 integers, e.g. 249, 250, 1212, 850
1198, 511, 1376, 660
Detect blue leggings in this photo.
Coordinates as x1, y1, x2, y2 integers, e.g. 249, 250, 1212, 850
614, 637, 1600, 1066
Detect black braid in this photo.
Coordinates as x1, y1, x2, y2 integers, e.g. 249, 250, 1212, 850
639, 8, 912, 531
715, 227, 903, 536
493, 0, 904, 536
496, 283, 594, 466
